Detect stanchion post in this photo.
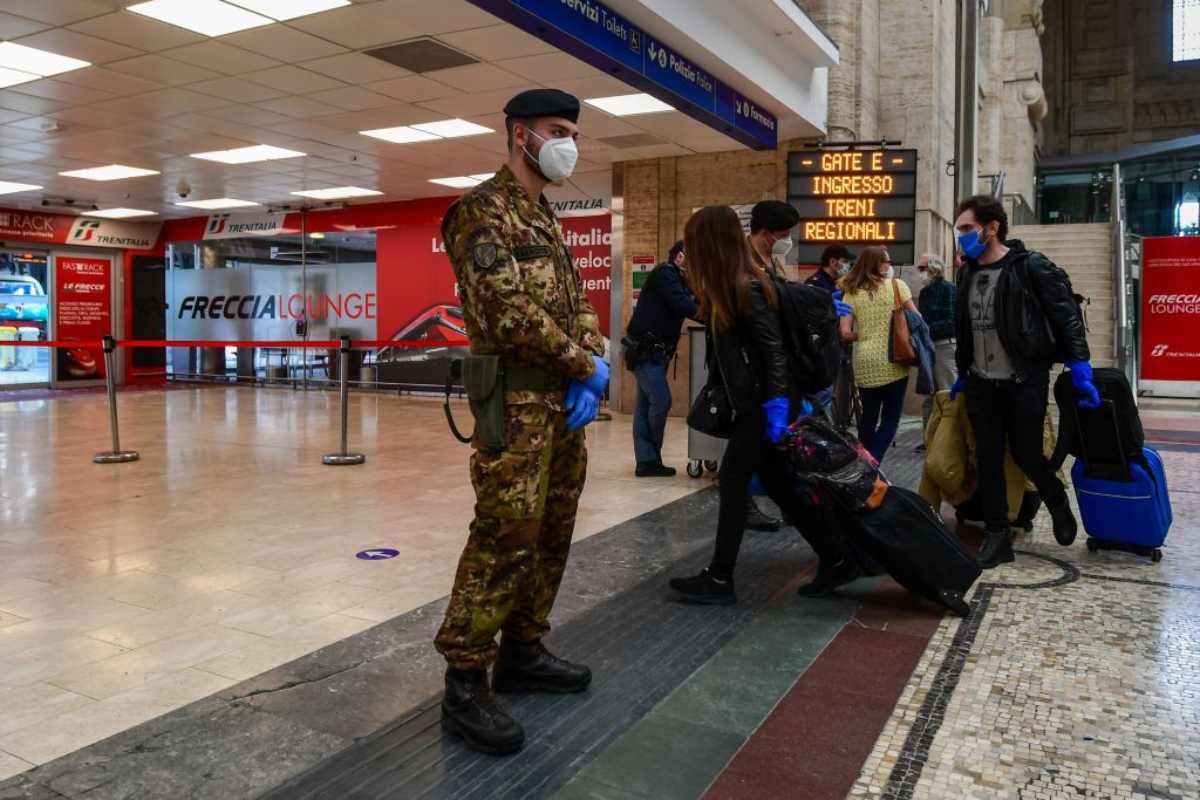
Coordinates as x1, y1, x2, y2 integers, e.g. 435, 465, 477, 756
94, 336, 139, 465
323, 336, 365, 466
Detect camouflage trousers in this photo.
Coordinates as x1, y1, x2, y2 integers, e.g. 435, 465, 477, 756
434, 402, 587, 671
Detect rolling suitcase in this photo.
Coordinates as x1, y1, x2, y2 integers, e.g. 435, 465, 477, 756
852, 486, 981, 616
1051, 370, 1172, 561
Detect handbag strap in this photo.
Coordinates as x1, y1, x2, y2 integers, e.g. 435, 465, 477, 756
891, 278, 903, 310
709, 311, 737, 418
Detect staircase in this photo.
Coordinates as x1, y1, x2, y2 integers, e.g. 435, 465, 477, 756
1009, 223, 1115, 368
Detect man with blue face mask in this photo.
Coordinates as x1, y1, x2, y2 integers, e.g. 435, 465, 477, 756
949, 195, 1098, 569
435, 89, 608, 755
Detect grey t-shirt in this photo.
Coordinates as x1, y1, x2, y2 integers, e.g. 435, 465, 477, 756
968, 266, 1017, 380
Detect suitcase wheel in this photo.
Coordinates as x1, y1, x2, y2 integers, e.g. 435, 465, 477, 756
686, 460, 703, 479
1152, 548, 1163, 563
1086, 538, 1100, 553
703, 460, 719, 473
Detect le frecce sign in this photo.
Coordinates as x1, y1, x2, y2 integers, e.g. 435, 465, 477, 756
787, 149, 919, 266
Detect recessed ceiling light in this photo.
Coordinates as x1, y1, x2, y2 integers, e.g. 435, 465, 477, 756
411, 119, 493, 138
584, 93, 674, 116
127, 0, 273, 37
82, 208, 158, 219
360, 126, 441, 144
0, 181, 42, 195
291, 186, 383, 200
468, 173, 495, 181
0, 43, 90, 79
59, 164, 160, 181
0, 66, 40, 89
429, 176, 482, 189
227, 0, 350, 20
190, 144, 306, 164
175, 197, 260, 210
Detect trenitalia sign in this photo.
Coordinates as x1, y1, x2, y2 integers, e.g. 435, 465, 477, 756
0, 209, 161, 250
203, 212, 293, 240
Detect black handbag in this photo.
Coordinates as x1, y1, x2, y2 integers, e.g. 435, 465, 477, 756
687, 326, 737, 439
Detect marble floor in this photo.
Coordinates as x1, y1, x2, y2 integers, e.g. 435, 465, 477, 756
0, 386, 703, 781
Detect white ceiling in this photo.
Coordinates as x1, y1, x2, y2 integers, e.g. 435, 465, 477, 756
0, 0, 748, 218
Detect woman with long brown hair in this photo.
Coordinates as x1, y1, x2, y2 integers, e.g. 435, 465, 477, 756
839, 246, 920, 464
669, 206, 850, 604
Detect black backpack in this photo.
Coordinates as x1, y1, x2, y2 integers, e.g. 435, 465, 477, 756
770, 275, 840, 394
1049, 367, 1145, 481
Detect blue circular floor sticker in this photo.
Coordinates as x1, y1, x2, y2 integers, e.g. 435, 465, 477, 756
356, 548, 399, 561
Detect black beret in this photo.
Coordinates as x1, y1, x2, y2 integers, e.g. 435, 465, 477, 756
750, 200, 800, 233
503, 89, 581, 123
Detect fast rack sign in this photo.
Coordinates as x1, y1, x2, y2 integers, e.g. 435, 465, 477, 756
464, 0, 778, 149
787, 149, 918, 266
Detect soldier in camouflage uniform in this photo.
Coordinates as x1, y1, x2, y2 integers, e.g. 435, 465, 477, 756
434, 89, 610, 756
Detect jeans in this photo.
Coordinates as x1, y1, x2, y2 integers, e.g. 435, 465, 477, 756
816, 384, 834, 415
632, 359, 672, 464
858, 376, 908, 464
922, 339, 959, 427
964, 373, 1067, 532
710, 408, 845, 577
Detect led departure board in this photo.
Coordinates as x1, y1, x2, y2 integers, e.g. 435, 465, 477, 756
787, 148, 918, 266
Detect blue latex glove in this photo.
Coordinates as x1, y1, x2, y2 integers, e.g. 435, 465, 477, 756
565, 381, 599, 431
1066, 360, 1102, 409
948, 377, 966, 402
793, 398, 814, 421
763, 396, 790, 444
582, 355, 610, 396
832, 290, 853, 319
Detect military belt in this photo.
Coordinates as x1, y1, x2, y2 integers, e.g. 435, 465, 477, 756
504, 364, 568, 392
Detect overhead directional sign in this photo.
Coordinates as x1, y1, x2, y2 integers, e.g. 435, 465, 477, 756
788, 149, 919, 265
465, 0, 778, 150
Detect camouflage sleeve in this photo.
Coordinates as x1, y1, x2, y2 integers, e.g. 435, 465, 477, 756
574, 283, 607, 358
451, 206, 595, 381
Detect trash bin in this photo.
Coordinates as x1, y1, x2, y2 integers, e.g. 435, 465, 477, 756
0, 326, 16, 370
16, 326, 39, 370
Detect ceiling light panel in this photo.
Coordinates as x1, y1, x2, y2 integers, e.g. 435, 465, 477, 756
0, 43, 90, 78
190, 145, 306, 164
411, 119, 494, 138
360, 126, 440, 144
469, 173, 495, 181
0, 181, 42, 195
127, 0, 274, 37
0, 66, 40, 89
175, 197, 260, 209
83, 208, 158, 219
584, 93, 674, 116
228, 0, 350, 20
291, 186, 383, 200
60, 164, 161, 181
429, 176, 482, 188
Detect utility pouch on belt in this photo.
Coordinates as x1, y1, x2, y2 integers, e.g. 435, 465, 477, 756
462, 354, 505, 450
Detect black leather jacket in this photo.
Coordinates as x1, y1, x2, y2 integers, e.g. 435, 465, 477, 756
954, 239, 1090, 380
708, 280, 791, 413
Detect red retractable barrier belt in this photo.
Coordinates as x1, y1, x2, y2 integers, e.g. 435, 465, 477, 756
6, 339, 437, 349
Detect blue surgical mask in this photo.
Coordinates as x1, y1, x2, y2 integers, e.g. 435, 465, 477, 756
958, 227, 988, 260
836, 261, 851, 277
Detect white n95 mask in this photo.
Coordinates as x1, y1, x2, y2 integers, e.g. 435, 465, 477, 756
526, 130, 579, 182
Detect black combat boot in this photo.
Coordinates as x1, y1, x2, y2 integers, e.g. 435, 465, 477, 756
669, 567, 737, 605
1048, 500, 1078, 546
441, 668, 525, 756
745, 497, 782, 532
493, 638, 592, 694
977, 528, 1015, 569
796, 557, 861, 597
636, 461, 677, 477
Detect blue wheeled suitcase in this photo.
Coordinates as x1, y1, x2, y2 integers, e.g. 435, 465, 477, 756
1072, 446, 1172, 562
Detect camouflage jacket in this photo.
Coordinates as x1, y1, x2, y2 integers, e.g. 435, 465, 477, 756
442, 165, 605, 406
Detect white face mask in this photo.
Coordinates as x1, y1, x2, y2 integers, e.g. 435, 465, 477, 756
884, 265, 895, 280
771, 235, 794, 257
525, 129, 579, 183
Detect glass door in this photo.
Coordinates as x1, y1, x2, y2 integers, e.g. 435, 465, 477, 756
0, 250, 51, 388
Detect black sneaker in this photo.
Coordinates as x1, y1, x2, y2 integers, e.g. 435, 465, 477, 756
1048, 501, 1078, 546
636, 461, 677, 478
745, 498, 782, 532
796, 558, 861, 597
441, 668, 524, 756
669, 568, 736, 605
977, 528, 1015, 569
914, 443, 927, 453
